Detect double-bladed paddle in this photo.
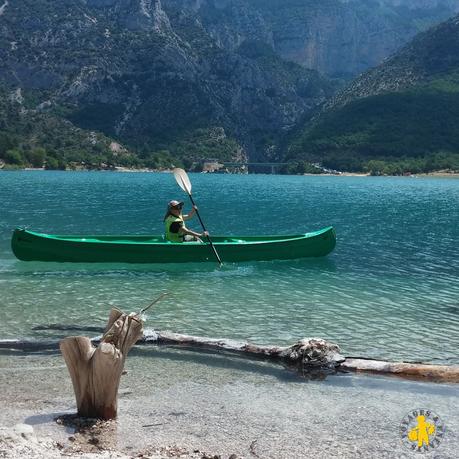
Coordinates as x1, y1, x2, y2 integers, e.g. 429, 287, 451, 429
172, 168, 222, 266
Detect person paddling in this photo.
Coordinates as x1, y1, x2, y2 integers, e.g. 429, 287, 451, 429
163, 200, 208, 242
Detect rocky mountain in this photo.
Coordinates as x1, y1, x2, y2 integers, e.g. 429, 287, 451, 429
0, 0, 335, 167
163, 0, 459, 79
286, 14, 459, 173
1, 0, 459, 169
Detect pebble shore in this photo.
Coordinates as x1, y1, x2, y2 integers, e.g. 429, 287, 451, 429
0, 349, 458, 458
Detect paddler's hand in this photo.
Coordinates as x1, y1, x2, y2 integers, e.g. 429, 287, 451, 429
201, 231, 209, 238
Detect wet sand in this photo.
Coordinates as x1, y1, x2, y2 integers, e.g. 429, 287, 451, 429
0, 348, 458, 458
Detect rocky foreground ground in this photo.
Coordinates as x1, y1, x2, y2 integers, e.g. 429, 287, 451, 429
0, 423, 232, 459
1, 351, 458, 459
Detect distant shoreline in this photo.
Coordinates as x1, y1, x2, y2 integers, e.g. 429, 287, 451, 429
1, 167, 458, 177
311, 171, 459, 178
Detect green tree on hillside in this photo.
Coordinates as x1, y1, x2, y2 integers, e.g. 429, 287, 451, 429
25, 148, 46, 168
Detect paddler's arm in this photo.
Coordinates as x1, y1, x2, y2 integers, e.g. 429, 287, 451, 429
182, 205, 197, 221
179, 227, 208, 238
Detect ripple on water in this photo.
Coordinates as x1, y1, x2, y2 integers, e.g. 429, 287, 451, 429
0, 173, 458, 364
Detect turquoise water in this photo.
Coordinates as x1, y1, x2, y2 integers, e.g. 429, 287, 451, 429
0, 171, 458, 364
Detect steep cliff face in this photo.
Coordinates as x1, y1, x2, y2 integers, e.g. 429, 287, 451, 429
327, 14, 459, 107
163, 0, 459, 79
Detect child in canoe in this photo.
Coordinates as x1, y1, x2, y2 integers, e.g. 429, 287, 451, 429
164, 200, 208, 242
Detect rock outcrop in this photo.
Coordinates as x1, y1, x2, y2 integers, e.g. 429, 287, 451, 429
163, 0, 459, 78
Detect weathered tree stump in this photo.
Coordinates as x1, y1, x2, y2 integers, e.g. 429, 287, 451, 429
60, 308, 143, 419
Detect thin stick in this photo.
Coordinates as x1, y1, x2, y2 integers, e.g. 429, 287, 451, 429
139, 292, 169, 315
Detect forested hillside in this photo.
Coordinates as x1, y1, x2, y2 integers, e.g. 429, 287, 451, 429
286, 15, 459, 174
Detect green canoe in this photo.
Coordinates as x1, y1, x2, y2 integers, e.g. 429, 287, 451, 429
11, 227, 336, 263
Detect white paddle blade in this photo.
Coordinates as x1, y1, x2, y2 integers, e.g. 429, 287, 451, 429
173, 168, 192, 194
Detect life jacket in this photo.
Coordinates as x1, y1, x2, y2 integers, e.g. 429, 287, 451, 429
164, 214, 184, 242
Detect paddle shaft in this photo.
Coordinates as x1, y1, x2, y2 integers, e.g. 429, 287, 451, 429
187, 193, 222, 265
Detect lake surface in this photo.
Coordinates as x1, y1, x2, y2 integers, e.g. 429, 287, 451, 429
0, 171, 458, 364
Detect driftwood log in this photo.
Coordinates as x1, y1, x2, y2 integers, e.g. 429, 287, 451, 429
59, 309, 143, 419
2, 324, 458, 383
143, 332, 459, 383
341, 358, 459, 383
143, 331, 345, 371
